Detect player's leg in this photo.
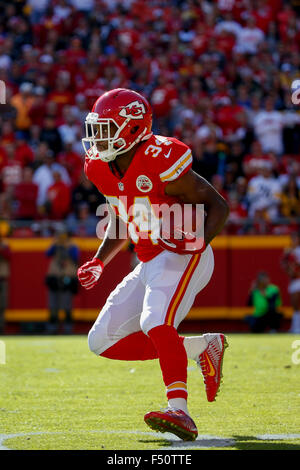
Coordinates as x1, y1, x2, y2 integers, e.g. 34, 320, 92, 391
89, 246, 225, 409
87, 262, 158, 360
171, 246, 228, 403
141, 248, 215, 440
87, 260, 192, 362
141, 247, 214, 399
87, 249, 217, 364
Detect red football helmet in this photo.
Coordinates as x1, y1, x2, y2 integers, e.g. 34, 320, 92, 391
82, 88, 153, 162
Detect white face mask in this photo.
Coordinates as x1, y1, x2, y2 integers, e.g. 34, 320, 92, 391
82, 112, 152, 162
82, 113, 126, 162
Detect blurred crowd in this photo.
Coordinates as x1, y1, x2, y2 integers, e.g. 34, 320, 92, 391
0, 0, 300, 237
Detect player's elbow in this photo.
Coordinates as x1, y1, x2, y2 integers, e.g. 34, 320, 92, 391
221, 198, 230, 222
215, 195, 230, 224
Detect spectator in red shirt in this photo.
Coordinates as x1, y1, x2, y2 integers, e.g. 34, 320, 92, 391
150, 75, 178, 132
191, 22, 210, 56
101, 49, 130, 82
251, 0, 275, 33
0, 146, 7, 176
277, 3, 296, 41
14, 166, 38, 220
1, 142, 23, 195
28, 86, 48, 126
0, 120, 15, 146
14, 132, 34, 167
214, 29, 236, 59
75, 67, 106, 110
37, 54, 55, 87
47, 71, 74, 119
45, 170, 71, 220
49, 50, 75, 89
215, 96, 247, 143
57, 137, 83, 188
243, 140, 277, 181
65, 37, 87, 67
226, 192, 248, 234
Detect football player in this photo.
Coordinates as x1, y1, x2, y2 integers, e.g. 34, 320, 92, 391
78, 88, 230, 441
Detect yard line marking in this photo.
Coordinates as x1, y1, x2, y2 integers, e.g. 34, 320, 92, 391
1, 431, 300, 450
0, 432, 54, 450
256, 434, 300, 440
161, 436, 236, 449
0, 430, 158, 450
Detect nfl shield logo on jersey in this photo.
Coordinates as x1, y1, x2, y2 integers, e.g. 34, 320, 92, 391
118, 182, 124, 191
136, 175, 153, 193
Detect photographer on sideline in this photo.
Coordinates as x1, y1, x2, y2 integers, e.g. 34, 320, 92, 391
245, 271, 283, 333
45, 229, 79, 334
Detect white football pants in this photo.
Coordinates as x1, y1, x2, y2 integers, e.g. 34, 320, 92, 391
88, 245, 214, 355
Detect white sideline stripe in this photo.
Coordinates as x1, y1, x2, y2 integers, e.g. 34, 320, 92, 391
256, 434, 300, 440
1, 431, 300, 451
0, 430, 159, 450
163, 437, 236, 450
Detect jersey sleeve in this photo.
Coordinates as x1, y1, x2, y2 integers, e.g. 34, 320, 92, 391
156, 137, 193, 184
84, 157, 102, 191
84, 158, 93, 183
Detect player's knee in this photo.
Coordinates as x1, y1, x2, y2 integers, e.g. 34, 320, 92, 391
87, 327, 107, 355
140, 315, 162, 336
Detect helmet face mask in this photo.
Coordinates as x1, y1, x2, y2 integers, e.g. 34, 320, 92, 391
82, 88, 153, 162
82, 115, 126, 162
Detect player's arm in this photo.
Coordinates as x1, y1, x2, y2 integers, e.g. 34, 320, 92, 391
165, 169, 229, 247
94, 203, 129, 266
77, 204, 129, 290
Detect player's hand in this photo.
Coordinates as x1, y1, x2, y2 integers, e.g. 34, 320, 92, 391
77, 258, 104, 290
158, 204, 206, 255
158, 229, 206, 255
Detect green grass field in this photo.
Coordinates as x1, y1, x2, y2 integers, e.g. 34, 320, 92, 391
0, 333, 300, 450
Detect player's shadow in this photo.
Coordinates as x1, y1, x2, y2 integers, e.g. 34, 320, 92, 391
138, 435, 300, 450
233, 436, 300, 451
138, 436, 234, 448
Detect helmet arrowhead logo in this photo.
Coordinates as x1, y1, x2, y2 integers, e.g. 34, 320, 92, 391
119, 100, 146, 119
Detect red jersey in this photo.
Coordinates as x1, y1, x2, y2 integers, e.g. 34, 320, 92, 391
84, 134, 193, 262
14, 181, 38, 219
47, 181, 71, 220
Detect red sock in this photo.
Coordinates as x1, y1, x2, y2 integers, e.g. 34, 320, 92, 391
147, 324, 188, 400
100, 331, 158, 361
100, 330, 185, 362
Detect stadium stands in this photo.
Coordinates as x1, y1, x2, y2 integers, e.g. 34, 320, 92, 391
0, 0, 300, 237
